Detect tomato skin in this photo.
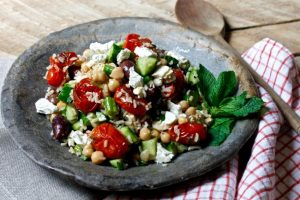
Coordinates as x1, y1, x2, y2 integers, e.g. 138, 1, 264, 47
123, 33, 152, 52
114, 85, 147, 117
73, 78, 103, 113
168, 123, 206, 145
46, 67, 65, 87
161, 69, 185, 99
50, 52, 78, 68
91, 123, 129, 159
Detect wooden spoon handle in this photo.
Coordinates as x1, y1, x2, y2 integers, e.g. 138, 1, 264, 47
214, 35, 300, 134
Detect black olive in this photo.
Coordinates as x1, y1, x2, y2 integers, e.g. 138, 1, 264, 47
119, 60, 135, 78
52, 115, 70, 141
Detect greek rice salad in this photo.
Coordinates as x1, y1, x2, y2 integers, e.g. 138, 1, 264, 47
35, 33, 263, 170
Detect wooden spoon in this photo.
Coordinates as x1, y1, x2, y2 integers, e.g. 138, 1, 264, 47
176, 0, 300, 134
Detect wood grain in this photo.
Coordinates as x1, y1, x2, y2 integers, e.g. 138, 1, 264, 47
227, 21, 300, 54
209, 0, 300, 29
1, 0, 300, 57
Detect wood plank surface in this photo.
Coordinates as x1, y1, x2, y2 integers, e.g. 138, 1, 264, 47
1, 0, 300, 57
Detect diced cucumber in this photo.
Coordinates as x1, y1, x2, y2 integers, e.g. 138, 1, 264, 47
166, 142, 178, 155
74, 144, 83, 156
175, 142, 188, 153
164, 55, 179, 68
65, 105, 78, 124
119, 126, 139, 144
103, 97, 119, 119
187, 67, 199, 85
96, 112, 107, 122
116, 41, 125, 48
135, 57, 158, 76
107, 43, 122, 63
109, 159, 125, 170
142, 138, 157, 161
72, 121, 81, 130
86, 113, 100, 128
104, 64, 114, 75
184, 90, 200, 106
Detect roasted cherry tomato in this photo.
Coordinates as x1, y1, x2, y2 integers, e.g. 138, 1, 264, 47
168, 122, 206, 145
123, 33, 152, 52
114, 85, 147, 117
50, 52, 78, 68
161, 69, 185, 99
46, 67, 65, 87
91, 123, 129, 159
73, 78, 103, 113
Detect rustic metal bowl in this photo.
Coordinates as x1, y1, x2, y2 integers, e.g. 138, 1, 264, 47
1, 17, 258, 191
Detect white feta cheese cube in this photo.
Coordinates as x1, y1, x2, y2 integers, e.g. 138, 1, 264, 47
133, 86, 147, 98
128, 67, 144, 88
155, 143, 174, 164
69, 130, 91, 145
117, 48, 131, 64
134, 46, 156, 57
35, 98, 57, 114
89, 41, 115, 53
167, 51, 188, 64
168, 101, 182, 116
164, 111, 177, 125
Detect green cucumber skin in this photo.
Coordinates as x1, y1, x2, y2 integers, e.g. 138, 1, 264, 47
142, 138, 157, 161
107, 44, 122, 63
109, 159, 124, 170
119, 126, 139, 144
135, 57, 158, 76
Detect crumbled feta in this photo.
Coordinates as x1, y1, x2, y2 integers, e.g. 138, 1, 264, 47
152, 66, 173, 86
155, 143, 174, 164
35, 98, 57, 114
89, 41, 115, 53
152, 121, 169, 131
168, 101, 182, 116
164, 111, 177, 125
91, 54, 107, 63
133, 86, 147, 98
134, 46, 156, 57
117, 48, 131, 64
74, 71, 89, 83
128, 67, 144, 88
68, 130, 91, 146
167, 51, 188, 64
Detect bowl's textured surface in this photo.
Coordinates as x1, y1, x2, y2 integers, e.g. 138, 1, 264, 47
1, 17, 258, 191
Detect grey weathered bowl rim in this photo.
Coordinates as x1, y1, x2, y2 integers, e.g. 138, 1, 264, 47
1, 17, 259, 191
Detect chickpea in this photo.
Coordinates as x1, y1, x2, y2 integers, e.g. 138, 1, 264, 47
56, 101, 67, 111
160, 132, 171, 143
110, 67, 124, 80
108, 79, 121, 92
92, 67, 108, 83
179, 100, 189, 111
102, 84, 110, 97
139, 127, 151, 140
82, 145, 94, 158
140, 150, 150, 162
185, 107, 197, 116
178, 117, 188, 124
151, 129, 160, 138
91, 151, 106, 165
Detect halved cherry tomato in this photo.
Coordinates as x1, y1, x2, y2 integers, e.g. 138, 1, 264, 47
50, 52, 78, 68
161, 69, 185, 99
91, 123, 129, 159
114, 85, 147, 117
123, 33, 152, 52
46, 67, 65, 87
73, 78, 103, 113
168, 122, 206, 145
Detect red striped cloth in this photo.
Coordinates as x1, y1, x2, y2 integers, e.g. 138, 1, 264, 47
105, 38, 300, 200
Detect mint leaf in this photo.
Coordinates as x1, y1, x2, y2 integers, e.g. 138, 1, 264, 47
210, 92, 264, 117
208, 118, 235, 146
209, 71, 237, 106
58, 84, 73, 103
197, 64, 216, 105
